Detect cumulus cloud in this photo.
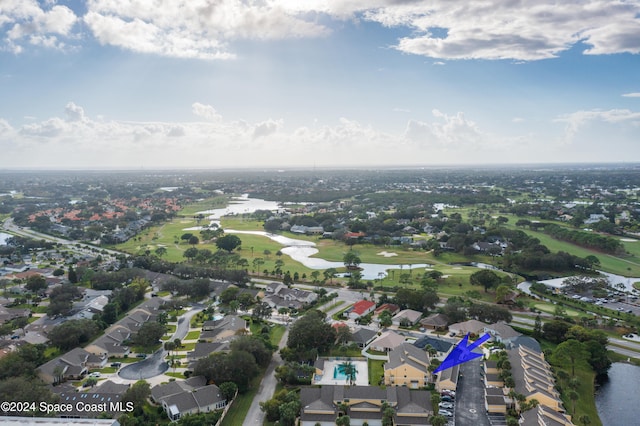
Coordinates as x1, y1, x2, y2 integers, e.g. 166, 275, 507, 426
252, 119, 283, 139
623, 92, 640, 98
555, 109, 640, 143
2, 0, 638, 61
83, 0, 329, 60
404, 109, 486, 148
1, 0, 77, 53
0, 102, 633, 168
192, 103, 222, 121
360, 0, 640, 61
65, 102, 86, 122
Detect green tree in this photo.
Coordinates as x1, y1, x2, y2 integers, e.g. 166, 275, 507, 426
216, 234, 242, 252
379, 310, 392, 328
568, 390, 579, 415
219, 382, 238, 402
552, 339, 589, 376
68, 265, 78, 283
431, 393, 441, 416
343, 251, 361, 269
122, 380, 150, 416
25, 274, 47, 293
133, 321, 166, 347
578, 414, 592, 426
285, 310, 336, 361
469, 269, 501, 293
430, 415, 447, 426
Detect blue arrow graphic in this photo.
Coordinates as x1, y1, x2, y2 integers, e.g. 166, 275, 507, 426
433, 332, 491, 374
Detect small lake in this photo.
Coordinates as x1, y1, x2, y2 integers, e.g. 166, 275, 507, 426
196, 194, 282, 220
596, 363, 640, 426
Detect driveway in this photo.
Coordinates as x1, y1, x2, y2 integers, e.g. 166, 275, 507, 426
454, 359, 491, 426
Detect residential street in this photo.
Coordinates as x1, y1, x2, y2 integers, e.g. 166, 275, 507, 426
243, 326, 290, 425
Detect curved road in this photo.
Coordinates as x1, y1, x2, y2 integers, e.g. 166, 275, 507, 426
119, 306, 203, 380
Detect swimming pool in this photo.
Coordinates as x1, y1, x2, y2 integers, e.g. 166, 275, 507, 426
333, 364, 357, 380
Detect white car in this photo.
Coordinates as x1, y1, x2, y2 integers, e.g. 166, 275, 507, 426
439, 409, 453, 417
88, 372, 101, 378
439, 402, 454, 409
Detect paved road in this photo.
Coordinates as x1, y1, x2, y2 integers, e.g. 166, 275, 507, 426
243, 327, 290, 425
118, 306, 202, 380
455, 359, 491, 426
509, 318, 640, 358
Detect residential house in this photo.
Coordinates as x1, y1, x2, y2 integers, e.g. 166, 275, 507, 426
374, 303, 400, 317
38, 347, 106, 384
484, 387, 508, 414
151, 376, 227, 421
392, 309, 422, 327
345, 300, 376, 320
85, 327, 131, 358
508, 345, 567, 414
520, 405, 575, 426
54, 380, 129, 419
369, 330, 406, 352
484, 322, 522, 346
448, 319, 487, 336
349, 327, 377, 348
419, 313, 449, 331
435, 362, 460, 392
299, 385, 433, 426
186, 341, 230, 366
262, 283, 318, 311
412, 336, 453, 358
200, 315, 248, 342
384, 343, 431, 388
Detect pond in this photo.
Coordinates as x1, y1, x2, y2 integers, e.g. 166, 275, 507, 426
596, 362, 640, 426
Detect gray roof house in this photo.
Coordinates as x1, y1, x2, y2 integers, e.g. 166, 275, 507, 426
38, 347, 106, 384
151, 376, 227, 421
299, 385, 432, 426
200, 315, 248, 343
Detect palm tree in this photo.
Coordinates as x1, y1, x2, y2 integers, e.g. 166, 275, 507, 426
578, 414, 591, 426
568, 390, 579, 415
340, 362, 357, 386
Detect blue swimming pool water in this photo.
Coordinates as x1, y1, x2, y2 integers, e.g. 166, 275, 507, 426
333, 364, 357, 380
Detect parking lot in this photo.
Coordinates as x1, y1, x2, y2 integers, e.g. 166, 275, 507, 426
454, 359, 491, 426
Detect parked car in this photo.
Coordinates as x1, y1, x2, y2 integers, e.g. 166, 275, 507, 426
440, 409, 453, 417
441, 395, 454, 402
110, 362, 122, 368
136, 353, 147, 358
439, 402, 454, 409
88, 372, 101, 378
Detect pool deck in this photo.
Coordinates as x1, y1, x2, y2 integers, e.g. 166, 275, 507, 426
313, 359, 370, 386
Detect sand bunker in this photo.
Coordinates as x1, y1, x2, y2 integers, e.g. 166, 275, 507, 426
621, 238, 637, 242
377, 251, 398, 257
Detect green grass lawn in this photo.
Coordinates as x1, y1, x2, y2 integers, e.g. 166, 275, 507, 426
220, 374, 263, 426
368, 359, 385, 387
184, 330, 200, 340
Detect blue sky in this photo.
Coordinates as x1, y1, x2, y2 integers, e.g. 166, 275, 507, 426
1, 0, 639, 169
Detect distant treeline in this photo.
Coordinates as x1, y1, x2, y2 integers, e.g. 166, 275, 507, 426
541, 223, 623, 254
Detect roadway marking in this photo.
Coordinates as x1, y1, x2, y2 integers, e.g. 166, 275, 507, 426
469, 408, 477, 413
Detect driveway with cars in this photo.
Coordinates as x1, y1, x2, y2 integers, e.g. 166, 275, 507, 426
454, 358, 491, 426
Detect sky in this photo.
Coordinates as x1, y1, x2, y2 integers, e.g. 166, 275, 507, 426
0, 0, 639, 170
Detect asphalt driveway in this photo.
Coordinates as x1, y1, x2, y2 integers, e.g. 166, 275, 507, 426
454, 358, 491, 426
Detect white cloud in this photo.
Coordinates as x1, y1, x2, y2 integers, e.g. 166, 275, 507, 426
623, 92, 640, 98
83, 0, 329, 60
403, 109, 487, 149
555, 109, 640, 143
2, 0, 638, 61
360, 0, 640, 61
1, 1, 77, 53
252, 119, 283, 139
65, 102, 87, 122
192, 103, 222, 121
0, 103, 634, 169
